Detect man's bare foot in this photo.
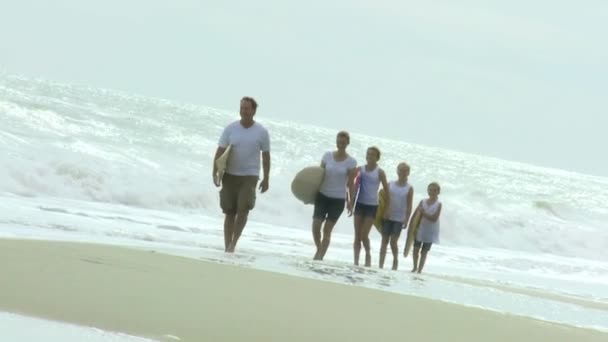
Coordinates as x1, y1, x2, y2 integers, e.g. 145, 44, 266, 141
411, 268, 417, 273
392, 260, 398, 271
417, 269, 422, 274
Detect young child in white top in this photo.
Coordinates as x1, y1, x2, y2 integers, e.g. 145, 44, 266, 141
411, 182, 442, 273
379, 162, 413, 270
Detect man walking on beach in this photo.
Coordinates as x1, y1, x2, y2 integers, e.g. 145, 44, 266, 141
212, 96, 271, 253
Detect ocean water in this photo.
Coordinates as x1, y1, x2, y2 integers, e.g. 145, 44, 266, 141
1, 72, 608, 335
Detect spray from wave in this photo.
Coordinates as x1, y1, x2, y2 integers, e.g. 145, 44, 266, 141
1, 73, 607, 261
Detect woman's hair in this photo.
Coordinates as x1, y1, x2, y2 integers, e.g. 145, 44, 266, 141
337, 130, 350, 144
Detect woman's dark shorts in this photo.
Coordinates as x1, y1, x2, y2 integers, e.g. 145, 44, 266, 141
313, 192, 346, 222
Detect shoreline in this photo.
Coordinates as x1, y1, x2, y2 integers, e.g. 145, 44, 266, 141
0, 238, 606, 342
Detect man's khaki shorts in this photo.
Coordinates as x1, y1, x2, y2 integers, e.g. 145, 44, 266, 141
220, 173, 258, 215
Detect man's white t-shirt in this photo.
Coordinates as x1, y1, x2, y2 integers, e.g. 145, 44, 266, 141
218, 121, 270, 177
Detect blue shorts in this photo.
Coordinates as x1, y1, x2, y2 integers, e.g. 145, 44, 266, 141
382, 220, 403, 236
354, 202, 378, 218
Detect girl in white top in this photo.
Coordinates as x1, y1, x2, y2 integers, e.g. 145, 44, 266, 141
350, 146, 390, 267
312, 131, 358, 260
379, 162, 414, 270
411, 182, 443, 273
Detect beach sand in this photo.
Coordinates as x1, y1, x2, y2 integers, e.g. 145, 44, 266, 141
0, 238, 605, 342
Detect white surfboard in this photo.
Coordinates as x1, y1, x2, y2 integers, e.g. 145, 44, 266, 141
214, 145, 232, 186
291, 166, 325, 204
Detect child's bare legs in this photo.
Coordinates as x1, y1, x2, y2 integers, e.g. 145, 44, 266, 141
389, 233, 399, 270
412, 243, 431, 273
361, 217, 374, 267
417, 250, 428, 273
379, 235, 390, 269
353, 214, 364, 266
411, 245, 420, 272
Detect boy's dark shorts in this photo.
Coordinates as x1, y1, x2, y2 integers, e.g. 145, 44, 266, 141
313, 192, 345, 222
220, 173, 258, 215
354, 202, 378, 218
414, 240, 433, 252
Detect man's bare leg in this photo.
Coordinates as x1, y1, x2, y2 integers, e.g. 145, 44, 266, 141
389, 234, 399, 270
227, 210, 249, 253
379, 235, 389, 269
361, 217, 374, 267
411, 246, 420, 272
318, 220, 337, 260
312, 218, 323, 259
224, 214, 236, 252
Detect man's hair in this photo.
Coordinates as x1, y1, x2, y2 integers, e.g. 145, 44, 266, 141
337, 130, 350, 144
241, 96, 258, 111
368, 146, 381, 160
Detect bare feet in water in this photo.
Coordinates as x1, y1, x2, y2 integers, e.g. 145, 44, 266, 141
364, 254, 371, 267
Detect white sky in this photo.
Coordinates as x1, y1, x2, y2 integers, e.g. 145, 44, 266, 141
1, 0, 607, 176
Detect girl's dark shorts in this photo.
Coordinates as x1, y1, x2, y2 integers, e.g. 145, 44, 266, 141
354, 202, 378, 218
414, 240, 433, 252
